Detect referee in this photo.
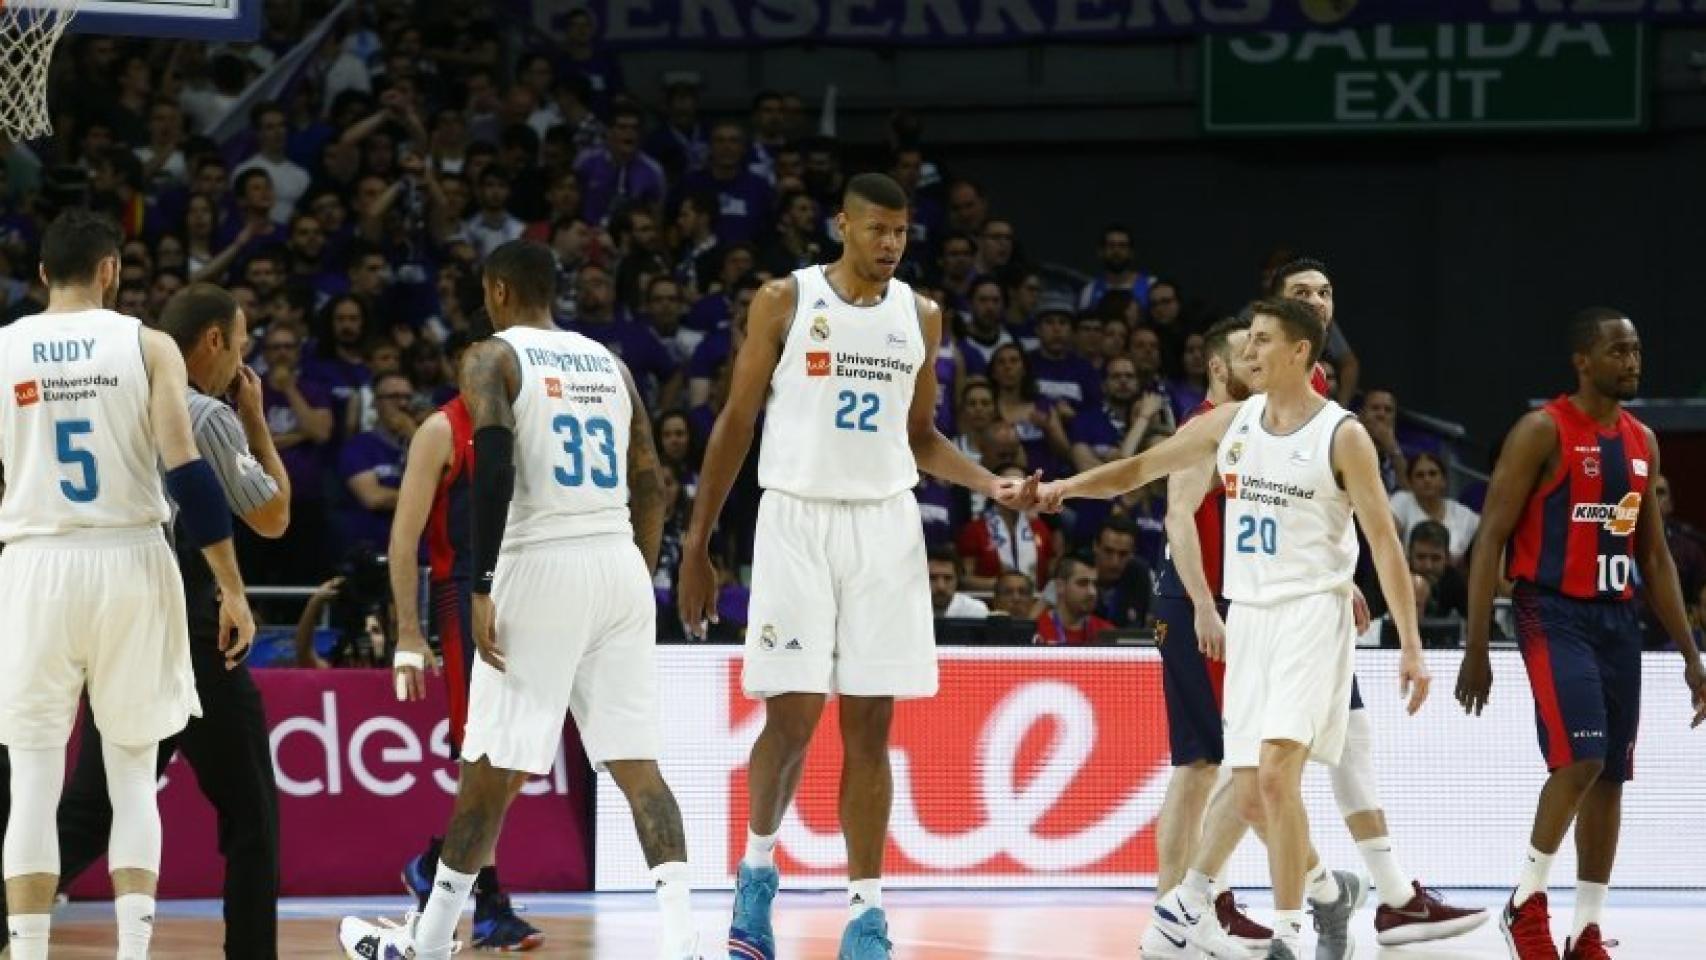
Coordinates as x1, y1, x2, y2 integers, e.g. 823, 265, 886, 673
26, 284, 288, 956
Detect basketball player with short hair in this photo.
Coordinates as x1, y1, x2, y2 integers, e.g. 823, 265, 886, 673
0, 210, 256, 960
1042, 298, 1431, 960
676, 172, 1038, 960
339, 240, 701, 960
381, 317, 546, 952
1458, 309, 1705, 960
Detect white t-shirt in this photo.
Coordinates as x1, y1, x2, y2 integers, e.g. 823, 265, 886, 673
943, 593, 990, 619
234, 154, 311, 222
1389, 491, 1480, 562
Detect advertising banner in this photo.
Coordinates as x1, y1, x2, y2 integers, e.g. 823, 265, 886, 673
65, 669, 593, 899
598, 648, 1706, 889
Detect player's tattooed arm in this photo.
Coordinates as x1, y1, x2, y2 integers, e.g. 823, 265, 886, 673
460, 339, 520, 431
618, 360, 666, 574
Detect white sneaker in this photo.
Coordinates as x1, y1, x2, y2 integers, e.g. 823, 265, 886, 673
661, 931, 704, 960
339, 910, 461, 959
1143, 886, 1253, 959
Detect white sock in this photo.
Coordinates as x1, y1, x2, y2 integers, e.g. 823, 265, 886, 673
1183, 868, 1214, 899
1513, 845, 1554, 907
1358, 838, 1414, 908
115, 893, 156, 959
744, 828, 778, 870
651, 861, 695, 955
1573, 881, 1608, 939
1273, 908, 1305, 949
414, 861, 477, 960
1210, 872, 1231, 899
7, 913, 50, 960
1306, 862, 1342, 905
848, 878, 882, 919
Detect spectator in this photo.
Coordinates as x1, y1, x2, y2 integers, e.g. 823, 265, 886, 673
1147, 278, 1190, 366
958, 275, 1012, 375
118, 281, 150, 321
565, 262, 680, 409
1655, 473, 1706, 597
975, 218, 1017, 276
1002, 269, 1042, 346
930, 546, 990, 619
1390, 452, 1479, 564
651, 465, 694, 614
992, 570, 1043, 620
1407, 520, 1468, 619
945, 178, 990, 237
1169, 331, 1209, 420
1127, 325, 1179, 436
1089, 516, 1153, 627
951, 378, 999, 462
574, 105, 666, 226
681, 122, 775, 248
687, 273, 761, 406
305, 294, 376, 412
937, 232, 977, 310
759, 191, 825, 277
916, 474, 966, 552
747, 90, 789, 182
1027, 292, 1100, 412
234, 102, 311, 222
225, 168, 288, 253
1070, 356, 1169, 472
406, 339, 455, 410
672, 190, 722, 297
989, 343, 1070, 477
642, 275, 703, 368
645, 81, 709, 183
338, 372, 414, 552
1269, 255, 1360, 403
344, 339, 405, 435
1360, 387, 1410, 494
464, 168, 527, 258
1078, 223, 1152, 313
136, 99, 188, 190
655, 409, 702, 497
1098, 315, 1130, 370
957, 464, 1063, 592
148, 269, 186, 321
106, 53, 153, 146
285, 212, 328, 280
524, 170, 584, 244
255, 324, 335, 584
558, 7, 625, 113
1035, 555, 1116, 646
1073, 310, 1104, 367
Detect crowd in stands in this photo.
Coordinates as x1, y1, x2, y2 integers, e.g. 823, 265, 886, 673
2, 3, 1702, 654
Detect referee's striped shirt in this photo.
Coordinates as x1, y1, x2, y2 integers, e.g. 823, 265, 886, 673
186, 387, 278, 515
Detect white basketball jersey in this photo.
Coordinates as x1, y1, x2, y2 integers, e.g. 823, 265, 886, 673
1217, 394, 1358, 605
0, 309, 170, 541
758, 266, 926, 500
497, 325, 633, 549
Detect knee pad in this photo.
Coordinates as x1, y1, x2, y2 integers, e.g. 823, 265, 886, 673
104, 741, 162, 874
1329, 708, 1382, 818
3, 747, 65, 879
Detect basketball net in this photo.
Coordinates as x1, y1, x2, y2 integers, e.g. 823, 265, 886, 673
0, 0, 78, 141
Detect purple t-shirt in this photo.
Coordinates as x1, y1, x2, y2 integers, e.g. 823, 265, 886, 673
574, 148, 667, 226
958, 330, 1012, 378
337, 429, 405, 550
688, 328, 732, 380
1069, 402, 1126, 460
302, 354, 370, 415
263, 378, 334, 501
914, 477, 964, 551
564, 318, 677, 408
680, 169, 775, 247
1029, 351, 1101, 412
683, 293, 731, 334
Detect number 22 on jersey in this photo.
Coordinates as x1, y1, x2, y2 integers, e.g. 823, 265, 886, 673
834, 390, 880, 432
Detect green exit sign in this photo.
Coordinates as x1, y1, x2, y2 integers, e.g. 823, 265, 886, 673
1203, 22, 1647, 134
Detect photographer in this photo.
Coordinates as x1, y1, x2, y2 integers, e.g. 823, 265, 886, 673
294, 548, 396, 669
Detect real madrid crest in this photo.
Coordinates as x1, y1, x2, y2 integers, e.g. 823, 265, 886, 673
810, 316, 831, 342
1227, 441, 1243, 466
760, 624, 778, 650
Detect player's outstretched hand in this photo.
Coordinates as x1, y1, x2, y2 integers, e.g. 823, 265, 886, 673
1193, 603, 1227, 662
1035, 479, 1069, 514
472, 593, 505, 671
1455, 644, 1492, 716
1685, 658, 1706, 729
992, 470, 1042, 512
217, 589, 256, 671
676, 547, 719, 641
392, 625, 439, 701
1399, 647, 1431, 715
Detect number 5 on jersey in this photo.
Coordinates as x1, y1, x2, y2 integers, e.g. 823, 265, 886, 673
56, 418, 99, 502
1236, 515, 1278, 555
835, 390, 879, 432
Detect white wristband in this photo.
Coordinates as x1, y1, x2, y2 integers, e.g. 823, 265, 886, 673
393, 650, 426, 670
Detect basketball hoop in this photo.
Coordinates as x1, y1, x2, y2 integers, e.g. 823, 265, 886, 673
0, 0, 78, 141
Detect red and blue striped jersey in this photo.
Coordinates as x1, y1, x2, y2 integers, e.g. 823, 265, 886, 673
425, 396, 473, 584
1506, 396, 1651, 601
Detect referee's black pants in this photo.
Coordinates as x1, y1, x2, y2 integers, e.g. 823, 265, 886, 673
54, 637, 281, 959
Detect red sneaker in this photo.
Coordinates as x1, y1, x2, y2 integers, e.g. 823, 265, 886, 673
1500, 893, 1561, 960
1374, 882, 1490, 946
1564, 924, 1615, 960
1214, 890, 1272, 951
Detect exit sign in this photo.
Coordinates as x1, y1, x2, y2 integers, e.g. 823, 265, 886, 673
1203, 22, 1646, 134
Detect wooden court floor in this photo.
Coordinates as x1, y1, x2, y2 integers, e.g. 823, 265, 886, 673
30, 888, 1706, 958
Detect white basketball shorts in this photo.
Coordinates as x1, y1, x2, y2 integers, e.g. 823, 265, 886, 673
744, 489, 938, 699
0, 527, 198, 750
461, 534, 660, 776
1223, 586, 1356, 769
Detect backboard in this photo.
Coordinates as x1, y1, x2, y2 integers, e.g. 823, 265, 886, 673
69, 0, 259, 41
